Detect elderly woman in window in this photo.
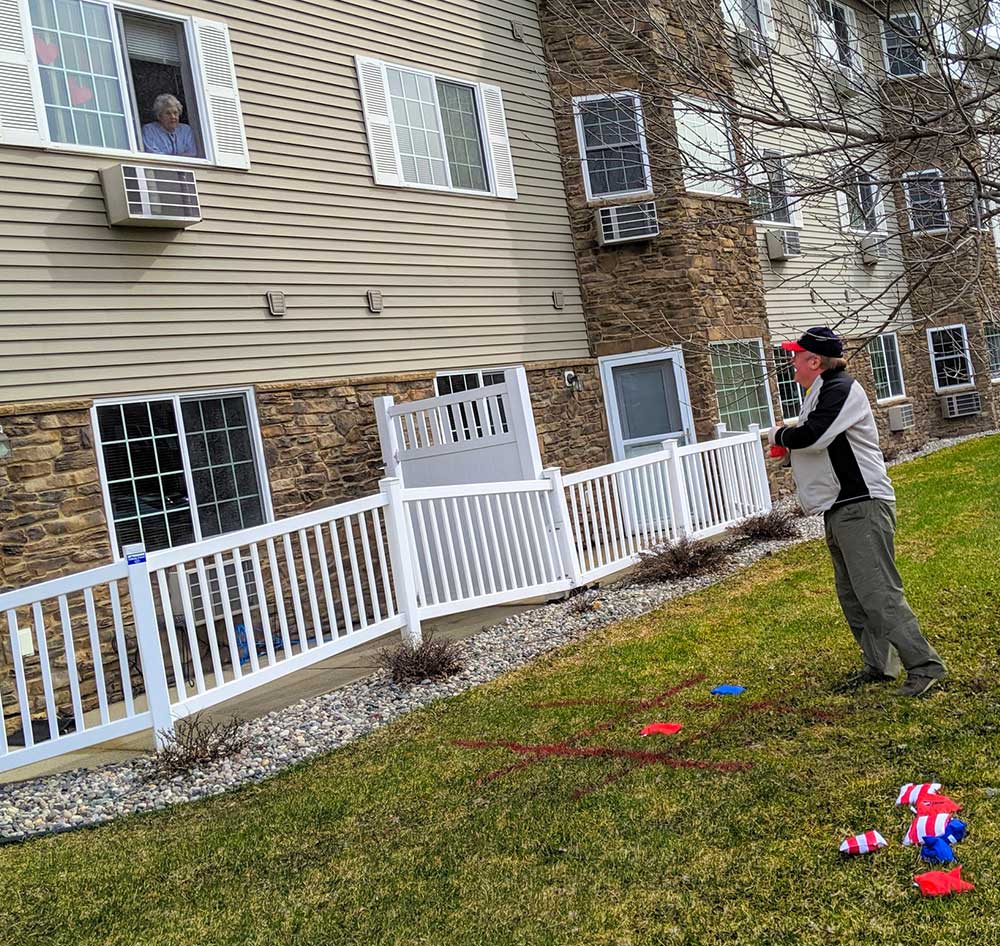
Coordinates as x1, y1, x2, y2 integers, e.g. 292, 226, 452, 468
142, 94, 199, 157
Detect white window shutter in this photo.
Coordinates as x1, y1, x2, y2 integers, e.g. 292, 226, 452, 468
874, 182, 889, 234
479, 83, 517, 200
757, 0, 776, 38
193, 19, 250, 170
719, 0, 742, 29
355, 56, 402, 187
0, 0, 46, 147
835, 188, 850, 229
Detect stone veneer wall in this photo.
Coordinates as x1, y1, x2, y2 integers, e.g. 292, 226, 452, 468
539, 0, 777, 444
0, 359, 611, 733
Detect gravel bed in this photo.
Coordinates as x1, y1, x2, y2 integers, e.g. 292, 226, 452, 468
1, 429, 993, 843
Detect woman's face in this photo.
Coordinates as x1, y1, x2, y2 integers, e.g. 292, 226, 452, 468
159, 105, 181, 132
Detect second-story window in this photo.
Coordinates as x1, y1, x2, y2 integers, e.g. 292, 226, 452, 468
903, 170, 949, 232
816, 0, 858, 68
355, 57, 517, 199
749, 150, 795, 224
20, 0, 248, 167
573, 93, 652, 201
719, 0, 773, 36
884, 14, 926, 77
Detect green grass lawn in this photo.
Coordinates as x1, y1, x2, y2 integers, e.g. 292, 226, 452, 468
3, 436, 1000, 946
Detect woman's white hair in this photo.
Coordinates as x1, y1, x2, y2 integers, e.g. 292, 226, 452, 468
152, 93, 183, 119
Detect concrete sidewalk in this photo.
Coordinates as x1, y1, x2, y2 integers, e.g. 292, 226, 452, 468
1, 601, 536, 785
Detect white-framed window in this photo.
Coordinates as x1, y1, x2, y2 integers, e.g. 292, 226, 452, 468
572, 92, 652, 201
710, 339, 775, 431
719, 0, 775, 37
903, 169, 949, 232
749, 149, 799, 225
434, 368, 509, 438
837, 168, 887, 233
816, 0, 859, 69
673, 96, 739, 198
927, 325, 974, 391
868, 332, 906, 400
355, 57, 517, 199
5, 0, 249, 167
772, 346, 803, 419
92, 388, 272, 556
884, 14, 926, 77
983, 321, 1000, 381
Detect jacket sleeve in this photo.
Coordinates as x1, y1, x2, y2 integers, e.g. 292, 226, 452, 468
775, 378, 864, 451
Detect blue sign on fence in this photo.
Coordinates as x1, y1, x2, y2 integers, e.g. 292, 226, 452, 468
126, 552, 146, 566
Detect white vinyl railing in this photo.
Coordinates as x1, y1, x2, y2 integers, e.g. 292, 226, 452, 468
0, 430, 770, 774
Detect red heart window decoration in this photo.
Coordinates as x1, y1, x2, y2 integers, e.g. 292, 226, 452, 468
68, 78, 94, 107
34, 35, 59, 66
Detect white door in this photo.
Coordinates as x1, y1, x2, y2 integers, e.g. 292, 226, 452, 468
600, 348, 695, 460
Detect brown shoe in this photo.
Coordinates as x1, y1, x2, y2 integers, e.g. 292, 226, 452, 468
894, 675, 942, 698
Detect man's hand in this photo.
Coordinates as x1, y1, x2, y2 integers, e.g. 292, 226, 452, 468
767, 425, 784, 446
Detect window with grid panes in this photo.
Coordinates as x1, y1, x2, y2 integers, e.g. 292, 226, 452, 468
772, 346, 803, 418
928, 326, 973, 390
28, 0, 208, 157
868, 332, 906, 400
385, 66, 489, 191
884, 14, 925, 77
96, 392, 267, 554
710, 340, 773, 431
574, 94, 651, 199
984, 321, 1000, 381
435, 370, 509, 439
904, 170, 949, 231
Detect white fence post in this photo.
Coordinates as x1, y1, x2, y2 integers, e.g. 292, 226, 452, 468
374, 395, 402, 480
541, 467, 583, 588
714, 422, 727, 439
123, 544, 174, 748
747, 424, 773, 513
379, 478, 423, 647
662, 440, 693, 538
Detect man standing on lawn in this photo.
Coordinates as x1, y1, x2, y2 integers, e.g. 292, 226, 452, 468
769, 326, 947, 697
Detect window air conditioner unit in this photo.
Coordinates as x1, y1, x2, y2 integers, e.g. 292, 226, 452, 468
886, 403, 914, 431
830, 64, 863, 99
596, 201, 659, 245
940, 391, 982, 418
765, 228, 802, 261
860, 233, 887, 265
733, 28, 768, 68
100, 164, 202, 227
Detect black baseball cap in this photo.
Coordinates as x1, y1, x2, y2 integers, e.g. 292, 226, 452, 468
780, 327, 844, 357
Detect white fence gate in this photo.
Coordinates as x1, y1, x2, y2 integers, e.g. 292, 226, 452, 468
0, 431, 771, 776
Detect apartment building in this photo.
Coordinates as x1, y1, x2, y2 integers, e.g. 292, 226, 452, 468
537, 0, 1000, 457
0, 0, 611, 597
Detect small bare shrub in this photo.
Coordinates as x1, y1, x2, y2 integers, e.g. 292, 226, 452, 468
567, 589, 603, 614
632, 536, 730, 584
375, 632, 464, 683
733, 509, 800, 542
150, 712, 250, 779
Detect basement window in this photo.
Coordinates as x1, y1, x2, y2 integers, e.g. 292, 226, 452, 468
93, 389, 271, 555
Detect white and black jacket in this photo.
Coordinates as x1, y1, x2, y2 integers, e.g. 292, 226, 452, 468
773, 367, 894, 515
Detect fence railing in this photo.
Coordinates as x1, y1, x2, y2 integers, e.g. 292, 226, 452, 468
0, 430, 770, 774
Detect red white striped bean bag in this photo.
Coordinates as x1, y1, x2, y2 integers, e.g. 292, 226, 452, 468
896, 782, 941, 807
903, 813, 951, 846
840, 830, 887, 855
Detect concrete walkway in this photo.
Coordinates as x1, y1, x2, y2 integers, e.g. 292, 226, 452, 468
1, 602, 536, 785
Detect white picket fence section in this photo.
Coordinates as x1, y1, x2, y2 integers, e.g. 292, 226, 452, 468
0, 431, 771, 775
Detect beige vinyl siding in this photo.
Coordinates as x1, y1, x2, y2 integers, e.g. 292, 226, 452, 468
0, 0, 589, 403
735, 0, 914, 343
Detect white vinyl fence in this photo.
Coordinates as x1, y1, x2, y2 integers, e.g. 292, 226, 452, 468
0, 429, 770, 775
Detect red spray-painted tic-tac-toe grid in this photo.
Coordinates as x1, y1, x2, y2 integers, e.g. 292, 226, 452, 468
452, 675, 840, 799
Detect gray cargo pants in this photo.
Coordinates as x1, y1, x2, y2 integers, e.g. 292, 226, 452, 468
824, 499, 946, 679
